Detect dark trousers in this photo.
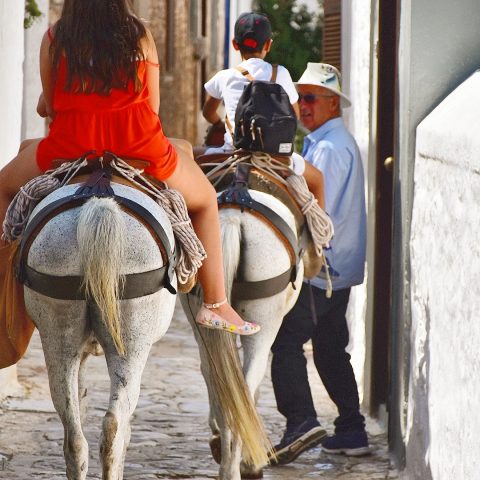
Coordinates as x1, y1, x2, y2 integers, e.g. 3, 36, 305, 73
271, 282, 365, 433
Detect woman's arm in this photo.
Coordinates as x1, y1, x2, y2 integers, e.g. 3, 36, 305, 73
202, 95, 222, 124
39, 30, 55, 119
36, 92, 48, 118
303, 161, 325, 210
143, 28, 160, 113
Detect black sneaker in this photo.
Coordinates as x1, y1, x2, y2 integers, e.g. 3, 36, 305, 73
321, 430, 371, 456
269, 418, 327, 466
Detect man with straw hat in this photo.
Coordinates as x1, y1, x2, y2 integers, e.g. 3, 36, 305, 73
270, 63, 369, 465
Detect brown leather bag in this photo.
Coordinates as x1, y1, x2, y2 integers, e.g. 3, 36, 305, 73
0, 239, 35, 369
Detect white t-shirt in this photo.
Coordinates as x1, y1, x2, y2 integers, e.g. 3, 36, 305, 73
204, 58, 299, 150
290, 152, 305, 175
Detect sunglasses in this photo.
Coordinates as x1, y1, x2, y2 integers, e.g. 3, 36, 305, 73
298, 93, 335, 104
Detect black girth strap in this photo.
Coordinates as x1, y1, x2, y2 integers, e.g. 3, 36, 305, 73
218, 163, 306, 300
17, 170, 177, 299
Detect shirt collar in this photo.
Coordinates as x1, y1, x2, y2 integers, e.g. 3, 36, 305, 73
302, 117, 343, 156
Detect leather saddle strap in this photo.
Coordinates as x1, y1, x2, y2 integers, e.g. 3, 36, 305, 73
232, 268, 293, 300
17, 187, 177, 297
22, 263, 169, 301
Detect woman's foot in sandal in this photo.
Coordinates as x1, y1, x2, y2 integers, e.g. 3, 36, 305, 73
195, 298, 260, 335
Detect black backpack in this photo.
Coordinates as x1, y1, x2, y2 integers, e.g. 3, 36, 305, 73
230, 65, 297, 156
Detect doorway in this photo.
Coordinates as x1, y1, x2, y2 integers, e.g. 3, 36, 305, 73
370, 0, 399, 423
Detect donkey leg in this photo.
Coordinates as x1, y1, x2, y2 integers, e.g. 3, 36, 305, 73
35, 303, 90, 480
99, 347, 151, 480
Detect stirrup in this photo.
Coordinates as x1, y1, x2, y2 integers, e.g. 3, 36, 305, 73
195, 302, 260, 336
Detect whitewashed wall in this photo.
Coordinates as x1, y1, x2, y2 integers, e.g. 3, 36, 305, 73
0, 0, 24, 398
409, 70, 480, 480
341, 0, 372, 404
0, 1, 24, 167
22, 0, 48, 140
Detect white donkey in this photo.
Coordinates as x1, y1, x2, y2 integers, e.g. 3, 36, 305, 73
20, 180, 178, 480
181, 171, 325, 480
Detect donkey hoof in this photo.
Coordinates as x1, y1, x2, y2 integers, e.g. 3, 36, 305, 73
241, 468, 263, 479
209, 434, 222, 464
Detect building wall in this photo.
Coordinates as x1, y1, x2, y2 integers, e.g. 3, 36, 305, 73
139, 0, 225, 144
22, 0, 49, 140
343, 1, 480, 477
395, 2, 480, 477
0, 0, 25, 399
341, 0, 372, 405
409, 70, 480, 480
0, 1, 24, 167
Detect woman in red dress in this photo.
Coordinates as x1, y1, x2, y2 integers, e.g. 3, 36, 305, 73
0, 0, 259, 335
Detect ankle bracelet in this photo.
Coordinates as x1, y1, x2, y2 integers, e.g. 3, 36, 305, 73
203, 298, 228, 309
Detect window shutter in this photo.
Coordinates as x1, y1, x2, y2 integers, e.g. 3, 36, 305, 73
323, 0, 342, 69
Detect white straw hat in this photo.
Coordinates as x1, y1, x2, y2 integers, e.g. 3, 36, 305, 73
296, 62, 351, 107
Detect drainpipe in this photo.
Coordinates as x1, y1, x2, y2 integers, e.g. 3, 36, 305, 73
224, 0, 231, 68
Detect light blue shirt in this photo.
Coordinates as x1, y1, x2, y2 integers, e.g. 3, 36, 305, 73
302, 117, 366, 290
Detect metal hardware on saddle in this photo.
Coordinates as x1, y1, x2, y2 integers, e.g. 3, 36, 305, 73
16, 163, 177, 299
218, 163, 253, 212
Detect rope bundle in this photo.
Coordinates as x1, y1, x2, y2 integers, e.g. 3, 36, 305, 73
109, 159, 206, 289
203, 151, 335, 296
2, 156, 206, 290
2, 158, 88, 243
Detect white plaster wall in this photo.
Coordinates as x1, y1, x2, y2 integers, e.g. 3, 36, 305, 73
0, 0, 24, 398
409, 70, 480, 480
341, 0, 372, 403
22, 0, 49, 140
0, 1, 24, 167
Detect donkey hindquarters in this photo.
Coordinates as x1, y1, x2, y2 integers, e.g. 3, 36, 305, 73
24, 186, 176, 480
183, 190, 305, 480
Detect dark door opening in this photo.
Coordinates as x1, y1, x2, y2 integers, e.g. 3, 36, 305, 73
370, 0, 398, 419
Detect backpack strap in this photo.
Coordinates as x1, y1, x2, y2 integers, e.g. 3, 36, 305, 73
225, 64, 277, 138
235, 66, 256, 82
225, 115, 234, 137
270, 64, 278, 82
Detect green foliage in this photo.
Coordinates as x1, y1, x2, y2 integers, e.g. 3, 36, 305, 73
25, 0, 42, 29
252, 0, 323, 81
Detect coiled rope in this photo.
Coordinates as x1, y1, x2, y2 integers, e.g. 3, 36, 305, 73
202, 151, 335, 296
2, 156, 206, 291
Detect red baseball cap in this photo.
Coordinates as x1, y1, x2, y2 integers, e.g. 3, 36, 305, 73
234, 12, 272, 52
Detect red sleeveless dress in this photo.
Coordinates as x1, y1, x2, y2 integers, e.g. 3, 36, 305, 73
36, 40, 178, 181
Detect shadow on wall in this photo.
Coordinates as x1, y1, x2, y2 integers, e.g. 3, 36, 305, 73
404, 300, 433, 480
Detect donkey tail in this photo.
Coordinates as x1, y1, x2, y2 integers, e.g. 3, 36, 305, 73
221, 214, 242, 302
77, 197, 126, 355
201, 214, 272, 468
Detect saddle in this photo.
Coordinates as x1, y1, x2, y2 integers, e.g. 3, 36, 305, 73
197, 152, 310, 300
16, 155, 177, 302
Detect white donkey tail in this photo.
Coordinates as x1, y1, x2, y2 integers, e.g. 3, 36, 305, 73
77, 197, 126, 355
201, 213, 272, 468
221, 214, 242, 301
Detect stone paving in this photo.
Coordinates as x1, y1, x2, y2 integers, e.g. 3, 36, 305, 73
0, 300, 399, 479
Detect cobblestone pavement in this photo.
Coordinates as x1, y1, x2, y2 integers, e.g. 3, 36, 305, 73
0, 301, 399, 479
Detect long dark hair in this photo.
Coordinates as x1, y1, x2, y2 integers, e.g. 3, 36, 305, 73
50, 0, 147, 94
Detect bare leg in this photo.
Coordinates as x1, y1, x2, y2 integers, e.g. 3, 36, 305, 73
0, 138, 43, 245
165, 140, 248, 328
